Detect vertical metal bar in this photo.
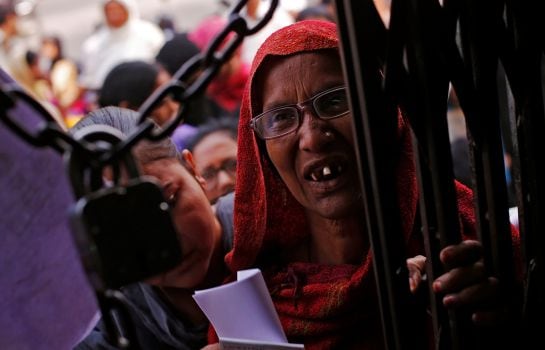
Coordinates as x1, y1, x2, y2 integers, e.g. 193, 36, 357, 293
387, 0, 477, 347
457, 0, 515, 291
335, 1, 424, 349
411, 134, 446, 349
504, 0, 545, 346
385, 1, 459, 349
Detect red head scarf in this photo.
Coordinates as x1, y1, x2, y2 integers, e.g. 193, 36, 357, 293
225, 20, 478, 349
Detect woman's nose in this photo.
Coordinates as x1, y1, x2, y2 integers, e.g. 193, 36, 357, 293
297, 111, 333, 151
167, 99, 180, 116
215, 169, 235, 193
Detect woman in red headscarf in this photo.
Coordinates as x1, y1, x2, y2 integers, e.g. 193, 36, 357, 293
213, 20, 519, 349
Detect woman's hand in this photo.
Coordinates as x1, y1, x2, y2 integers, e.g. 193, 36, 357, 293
432, 240, 504, 326
201, 343, 220, 350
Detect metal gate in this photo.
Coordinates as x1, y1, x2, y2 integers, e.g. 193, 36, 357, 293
334, 0, 544, 348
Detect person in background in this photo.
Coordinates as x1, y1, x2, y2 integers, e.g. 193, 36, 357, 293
319, 0, 335, 20
97, 60, 178, 126
315, 0, 391, 24
295, 4, 334, 22
185, 117, 238, 204
38, 35, 64, 72
0, 2, 30, 86
237, 0, 295, 66
204, 20, 521, 349
0, 4, 66, 129
97, 60, 235, 203
278, 0, 308, 19
79, 0, 165, 93
188, 15, 249, 117
155, 32, 225, 126
155, 32, 199, 82
72, 107, 228, 350
18, 48, 65, 128
24, 49, 53, 101
38, 35, 87, 127
156, 14, 177, 41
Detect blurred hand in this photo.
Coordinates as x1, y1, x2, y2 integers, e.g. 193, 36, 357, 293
201, 343, 221, 350
407, 255, 426, 293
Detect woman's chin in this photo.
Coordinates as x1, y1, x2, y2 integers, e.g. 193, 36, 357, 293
312, 189, 363, 219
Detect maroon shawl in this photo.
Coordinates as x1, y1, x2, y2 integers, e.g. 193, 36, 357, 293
224, 20, 478, 349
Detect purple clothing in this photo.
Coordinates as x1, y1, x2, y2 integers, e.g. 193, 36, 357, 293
0, 69, 97, 350
171, 124, 198, 151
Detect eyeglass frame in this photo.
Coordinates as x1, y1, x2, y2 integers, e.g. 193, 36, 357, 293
200, 158, 237, 187
249, 85, 349, 140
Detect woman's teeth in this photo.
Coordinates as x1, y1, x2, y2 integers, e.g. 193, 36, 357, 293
310, 165, 343, 181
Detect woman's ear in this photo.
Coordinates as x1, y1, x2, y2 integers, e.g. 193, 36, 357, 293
181, 149, 207, 189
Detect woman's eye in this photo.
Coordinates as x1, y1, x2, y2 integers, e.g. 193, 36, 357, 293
267, 110, 296, 129
319, 92, 348, 114
271, 111, 291, 122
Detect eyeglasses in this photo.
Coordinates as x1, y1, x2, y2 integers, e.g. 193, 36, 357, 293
250, 86, 349, 140
201, 158, 237, 187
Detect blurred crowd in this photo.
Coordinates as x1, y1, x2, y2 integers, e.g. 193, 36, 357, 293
2, 0, 514, 211
1, 0, 335, 204
0, 0, 334, 129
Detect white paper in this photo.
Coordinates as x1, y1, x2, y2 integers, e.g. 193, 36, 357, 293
220, 337, 305, 350
193, 269, 304, 349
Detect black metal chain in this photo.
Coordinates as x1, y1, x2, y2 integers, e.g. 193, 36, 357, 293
0, 0, 279, 165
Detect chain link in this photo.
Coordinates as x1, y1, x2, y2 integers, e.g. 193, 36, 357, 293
0, 0, 279, 164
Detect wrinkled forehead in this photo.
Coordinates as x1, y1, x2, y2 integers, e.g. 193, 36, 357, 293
250, 49, 342, 116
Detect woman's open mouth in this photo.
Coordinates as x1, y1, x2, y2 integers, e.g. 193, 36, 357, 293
308, 163, 344, 182
303, 157, 350, 190
304, 155, 347, 181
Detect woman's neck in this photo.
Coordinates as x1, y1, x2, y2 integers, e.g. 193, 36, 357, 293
305, 213, 368, 265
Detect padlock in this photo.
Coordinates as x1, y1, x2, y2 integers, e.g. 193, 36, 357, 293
68, 125, 182, 291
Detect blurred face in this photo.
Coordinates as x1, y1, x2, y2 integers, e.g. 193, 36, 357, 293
151, 68, 180, 126
40, 39, 60, 60
142, 157, 216, 289
255, 51, 362, 219
104, 1, 129, 29
192, 131, 237, 203
218, 48, 242, 80
2, 13, 18, 37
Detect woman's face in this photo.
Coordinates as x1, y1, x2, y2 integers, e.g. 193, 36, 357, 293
40, 39, 60, 61
192, 131, 238, 204
142, 157, 216, 289
151, 68, 180, 126
104, 1, 129, 29
256, 51, 362, 219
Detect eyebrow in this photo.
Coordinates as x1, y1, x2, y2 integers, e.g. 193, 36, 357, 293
261, 83, 346, 112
